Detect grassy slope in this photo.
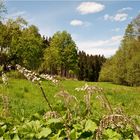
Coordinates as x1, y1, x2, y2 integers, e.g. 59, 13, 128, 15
0, 74, 140, 123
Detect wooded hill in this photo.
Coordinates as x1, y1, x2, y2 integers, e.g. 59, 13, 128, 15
99, 14, 140, 86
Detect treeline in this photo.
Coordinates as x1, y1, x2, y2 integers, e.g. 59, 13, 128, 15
0, 18, 44, 70
0, 17, 105, 81
78, 51, 106, 81
99, 14, 140, 86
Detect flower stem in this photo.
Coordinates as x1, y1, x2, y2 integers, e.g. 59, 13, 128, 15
38, 82, 53, 111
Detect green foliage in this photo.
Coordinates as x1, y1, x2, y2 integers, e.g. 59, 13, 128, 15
0, 112, 139, 139
0, 17, 43, 70
85, 119, 97, 131
9, 21, 43, 69
42, 31, 78, 77
1, 75, 140, 119
41, 45, 60, 74
1, 16, 105, 80
103, 129, 122, 140
0, 74, 140, 139
99, 14, 140, 86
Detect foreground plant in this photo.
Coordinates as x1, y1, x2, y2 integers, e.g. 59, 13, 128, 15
0, 95, 9, 117
1, 66, 140, 139
95, 113, 140, 139
75, 83, 113, 115
75, 83, 140, 139
16, 64, 54, 111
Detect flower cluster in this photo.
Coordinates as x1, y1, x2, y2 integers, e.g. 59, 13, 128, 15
75, 83, 103, 93
2, 72, 8, 85
16, 64, 59, 84
40, 74, 58, 84
44, 111, 59, 120
55, 90, 77, 107
16, 64, 40, 83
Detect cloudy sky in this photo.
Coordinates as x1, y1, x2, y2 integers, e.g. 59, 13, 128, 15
5, 0, 140, 57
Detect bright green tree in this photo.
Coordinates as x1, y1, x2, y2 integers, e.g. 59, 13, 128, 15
43, 31, 78, 77
99, 14, 140, 86
9, 23, 43, 69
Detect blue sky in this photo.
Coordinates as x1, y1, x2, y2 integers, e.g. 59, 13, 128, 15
5, 0, 140, 57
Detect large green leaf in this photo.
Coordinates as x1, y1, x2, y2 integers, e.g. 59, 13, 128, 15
103, 129, 121, 140
70, 129, 76, 139
85, 120, 97, 131
37, 127, 51, 139
12, 134, 20, 140
47, 118, 62, 125
133, 134, 139, 140
0, 125, 7, 136
50, 130, 63, 140
73, 124, 83, 130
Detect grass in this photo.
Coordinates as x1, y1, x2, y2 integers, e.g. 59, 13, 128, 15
0, 72, 140, 124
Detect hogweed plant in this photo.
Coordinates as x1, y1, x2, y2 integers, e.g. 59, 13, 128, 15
75, 83, 112, 114
55, 90, 77, 109
40, 74, 58, 85
96, 114, 140, 139
0, 95, 10, 117
75, 83, 140, 139
1, 65, 140, 139
55, 90, 78, 140
16, 64, 54, 111
96, 94, 113, 114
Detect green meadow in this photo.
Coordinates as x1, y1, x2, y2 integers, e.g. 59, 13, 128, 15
1, 71, 140, 123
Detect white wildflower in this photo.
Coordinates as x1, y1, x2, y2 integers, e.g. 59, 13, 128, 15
2, 72, 8, 85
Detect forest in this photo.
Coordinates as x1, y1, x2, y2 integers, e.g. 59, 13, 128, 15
0, 1, 140, 139
0, 16, 105, 82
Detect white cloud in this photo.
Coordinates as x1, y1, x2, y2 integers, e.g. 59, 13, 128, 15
118, 7, 132, 13
76, 35, 123, 57
114, 13, 128, 21
70, 19, 91, 27
70, 20, 83, 26
104, 13, 128, 22
112, 28, 120, 32
77, 2, 105, 15
85, 48, 118, 57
